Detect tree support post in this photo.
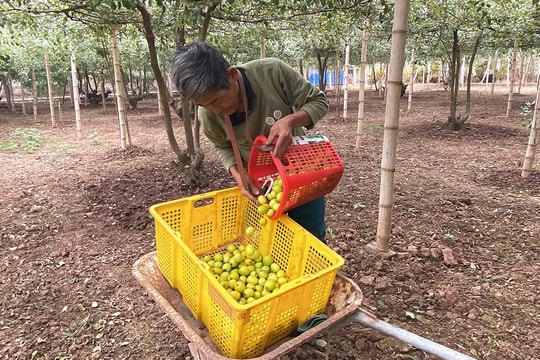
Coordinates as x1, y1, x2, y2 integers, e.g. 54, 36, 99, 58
366, 0, 409, 256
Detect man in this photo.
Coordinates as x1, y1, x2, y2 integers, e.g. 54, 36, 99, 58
170, 41, 329, 242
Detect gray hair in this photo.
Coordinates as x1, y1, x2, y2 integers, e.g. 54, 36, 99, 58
170, 41, 231, 101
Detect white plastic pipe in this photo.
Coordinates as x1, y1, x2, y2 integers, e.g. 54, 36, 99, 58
351, 312, 476, 360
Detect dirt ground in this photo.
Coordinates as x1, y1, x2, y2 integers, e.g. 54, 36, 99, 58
1, 85, 539, 360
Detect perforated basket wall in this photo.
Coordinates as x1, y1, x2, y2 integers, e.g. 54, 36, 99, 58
149, 187, 344, 359
248, 135, 344, 219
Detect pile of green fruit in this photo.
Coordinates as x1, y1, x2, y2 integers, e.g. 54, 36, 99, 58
201, 243, 288, 305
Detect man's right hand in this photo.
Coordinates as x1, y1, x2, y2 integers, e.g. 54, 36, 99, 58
229, 164, 260, 202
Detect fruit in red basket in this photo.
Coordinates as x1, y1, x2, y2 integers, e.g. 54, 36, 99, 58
257, 204, 269, 215
256, 176, 285, 223
266, 191, 276, 200
245, 226, 255, 235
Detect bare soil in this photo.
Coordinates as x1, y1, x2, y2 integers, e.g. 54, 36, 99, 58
1, 85, 538, 360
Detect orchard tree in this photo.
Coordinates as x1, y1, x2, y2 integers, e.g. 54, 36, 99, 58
485, 0, 539, 116
414, 0, 493, 129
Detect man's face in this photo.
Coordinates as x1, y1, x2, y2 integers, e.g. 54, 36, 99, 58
196, 67, 239, 115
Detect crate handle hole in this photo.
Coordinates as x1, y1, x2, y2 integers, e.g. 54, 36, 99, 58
194, 198, 215, 208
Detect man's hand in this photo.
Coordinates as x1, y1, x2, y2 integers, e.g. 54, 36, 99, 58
229, 164, 260, 202
266, 110, 313, 158
266, 119, 292, 158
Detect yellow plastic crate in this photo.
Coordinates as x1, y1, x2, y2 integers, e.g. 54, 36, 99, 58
149, 187, 344, 359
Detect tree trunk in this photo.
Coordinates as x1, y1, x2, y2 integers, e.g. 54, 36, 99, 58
0, 76, 10, 110
335, 60, 341, 119
71, 53, 82, 141
465, 32, 483, 118
137, 3, 204, 186
31, 67, 38, 120
7, 75, 15, 112
427, 62, 431, 88
356, 30, 368, 149
371, 63, 378, 92
343, 42, 350, 120
384, 63, 388, 103
460, 56, 466, 88
490, 49, 498, 96
506, 38, 519, 117
447, 30, 460, 128
506, 56, 511, 89
112, 28, 129, 150
438, 59, 443, 90
20, 77, 26, 115
523, 56, 531, 86
522, 76, 540, 177
407, 48, 415, 111
372, 0, 410, 254
517, 55, 525, 94
57, 99, 62, 123
482, 56, 491, 88
44, 53, 56, 127
316, 52, 328, 92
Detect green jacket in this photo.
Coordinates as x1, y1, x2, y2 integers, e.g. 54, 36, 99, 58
199, 58, 329, 171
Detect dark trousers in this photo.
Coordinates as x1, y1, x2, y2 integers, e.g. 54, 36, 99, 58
287, 197, 326, 243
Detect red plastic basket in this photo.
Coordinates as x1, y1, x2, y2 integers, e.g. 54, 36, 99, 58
248, 135, 344, 220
